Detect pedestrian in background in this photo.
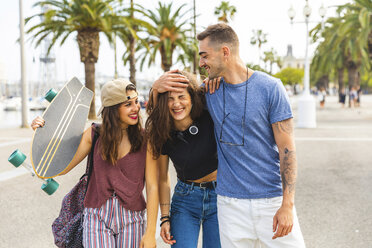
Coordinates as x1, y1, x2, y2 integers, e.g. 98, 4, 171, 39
356, 86, 362, 107
318, 87, 326, 108
339, 88, 346, 108
349, 86, 358, 108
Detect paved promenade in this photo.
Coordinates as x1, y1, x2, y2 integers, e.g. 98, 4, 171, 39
0, 95, 371, 247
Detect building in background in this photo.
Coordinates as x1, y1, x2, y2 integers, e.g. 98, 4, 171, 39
282, 44, 305, 70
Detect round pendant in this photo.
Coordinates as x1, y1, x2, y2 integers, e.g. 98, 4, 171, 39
189, 125, 199, 135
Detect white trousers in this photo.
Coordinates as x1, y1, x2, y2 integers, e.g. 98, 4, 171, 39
217, 195, 306, 248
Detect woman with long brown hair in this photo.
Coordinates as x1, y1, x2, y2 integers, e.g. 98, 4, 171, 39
146, 71, 221, 247
32, 79, 158, 248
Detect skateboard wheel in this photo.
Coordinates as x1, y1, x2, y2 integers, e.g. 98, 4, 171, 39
8, 149, 26, 168
41, 178, 59, 195
45, 89, 58, 102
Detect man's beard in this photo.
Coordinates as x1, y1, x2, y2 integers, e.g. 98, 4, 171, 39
208, 63, 224, 79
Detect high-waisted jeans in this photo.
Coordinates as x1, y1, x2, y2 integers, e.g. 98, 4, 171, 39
170, 180, 221, 248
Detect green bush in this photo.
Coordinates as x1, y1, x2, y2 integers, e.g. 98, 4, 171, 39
274, 68, 304, 85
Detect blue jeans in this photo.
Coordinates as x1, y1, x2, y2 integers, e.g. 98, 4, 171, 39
170, 180, 221, 248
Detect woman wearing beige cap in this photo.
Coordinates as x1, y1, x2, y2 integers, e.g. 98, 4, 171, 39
31, 78, 158, 248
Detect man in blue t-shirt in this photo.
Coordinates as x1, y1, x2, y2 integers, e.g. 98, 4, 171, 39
153, 23, 305, 247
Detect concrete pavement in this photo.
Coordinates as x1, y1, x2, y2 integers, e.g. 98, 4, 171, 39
293, 95, 372, 248
0, 95, 371, 247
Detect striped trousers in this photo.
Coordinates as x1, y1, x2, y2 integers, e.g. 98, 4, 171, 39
83, 196, 146, 248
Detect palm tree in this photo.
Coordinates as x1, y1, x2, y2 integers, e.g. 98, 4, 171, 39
127, 0, 137, 84
311, 7, 370, 106
192, 0, 197, 74
262, 48, 276, 74
138, 2, 191, 72
311, 17, 346, 93
26, 0, 132, 119
214, 1, 237, 23
275, 56, 283, 70
250, 29, 267, 65
339, 0, 372, 59
176, 38, 199, 72
119, 1, 151, 85
336, 4, 370, 94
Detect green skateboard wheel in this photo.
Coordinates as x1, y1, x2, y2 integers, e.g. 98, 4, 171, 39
8, 149, 26, 168
41, 178, 59, 195
45, 89, 58, 102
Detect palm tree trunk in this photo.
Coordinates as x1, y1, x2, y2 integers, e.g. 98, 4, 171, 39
162, 63, 171, 72
316, 75, 328, 90
193, 0, 197, 74
85, 61, 96, 118
347, 64, 358, 89
114, 33, 118, 79
269, 62, 273, 74
129, 35, 136, 85
258, 46, 261, 66
337, 68, 344, 101
321, 75, 329, 89
368, 31, 372, 59
160, 48, 172, 72
77, 30, 99, 119
129, 0, 137, 85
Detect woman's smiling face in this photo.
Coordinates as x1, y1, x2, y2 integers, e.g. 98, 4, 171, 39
167, 87, 192, 124
118, 90, 140, 128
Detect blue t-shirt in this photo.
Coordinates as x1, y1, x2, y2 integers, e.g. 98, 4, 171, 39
205, 71, 293, 199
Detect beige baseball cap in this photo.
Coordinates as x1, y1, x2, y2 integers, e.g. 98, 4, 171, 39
97, 78, 138, 116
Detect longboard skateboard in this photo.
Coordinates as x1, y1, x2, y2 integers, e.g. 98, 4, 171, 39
8, 77, 93, 195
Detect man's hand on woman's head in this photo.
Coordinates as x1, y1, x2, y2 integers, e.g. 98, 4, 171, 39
152, 69, 189, 93
203, 77, 221, 94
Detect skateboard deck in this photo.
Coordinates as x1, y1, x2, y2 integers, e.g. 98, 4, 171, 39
31, 77, 93, 178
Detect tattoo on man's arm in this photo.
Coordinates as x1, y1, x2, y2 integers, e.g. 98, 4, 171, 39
274, 119, 293, 135
281, 147, 297, 194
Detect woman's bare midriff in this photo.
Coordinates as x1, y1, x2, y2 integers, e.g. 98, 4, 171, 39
189, 170, 217, 183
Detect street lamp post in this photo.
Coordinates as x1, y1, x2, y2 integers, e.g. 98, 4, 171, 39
288, 0, 325, 128
303, 1, 312, 97
319, 4, 327, 30
19, 0, 29, 128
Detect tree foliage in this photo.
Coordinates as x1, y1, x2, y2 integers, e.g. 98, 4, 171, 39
274, 68, 304, 85
214, 1, 237, 23
310, 0, 371, 93
137, 2, 191, 72
26, 0, 136, 118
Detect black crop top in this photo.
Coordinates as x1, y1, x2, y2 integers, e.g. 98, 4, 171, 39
161, 110, 218, 181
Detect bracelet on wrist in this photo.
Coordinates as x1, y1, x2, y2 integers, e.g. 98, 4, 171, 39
160, 219, 170, 227
160, 215, 170, 221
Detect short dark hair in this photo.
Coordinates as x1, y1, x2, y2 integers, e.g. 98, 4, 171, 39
197, 23, 239, 49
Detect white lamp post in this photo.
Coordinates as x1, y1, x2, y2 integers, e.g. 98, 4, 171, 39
19, 0, 29, 128
288, 5, 296, 25
319, 4, 327, 30
287, 0, 319, 128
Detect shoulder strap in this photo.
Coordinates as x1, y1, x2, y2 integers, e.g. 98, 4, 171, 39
86, 123, 100, 188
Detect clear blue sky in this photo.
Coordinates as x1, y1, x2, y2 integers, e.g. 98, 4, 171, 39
0, 0, 350, 83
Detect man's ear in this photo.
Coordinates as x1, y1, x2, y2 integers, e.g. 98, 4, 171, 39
222, 45, 230, 58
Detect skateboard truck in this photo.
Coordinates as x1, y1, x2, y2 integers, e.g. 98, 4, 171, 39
44, 88, 58, 102
8, 149, 59, 195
